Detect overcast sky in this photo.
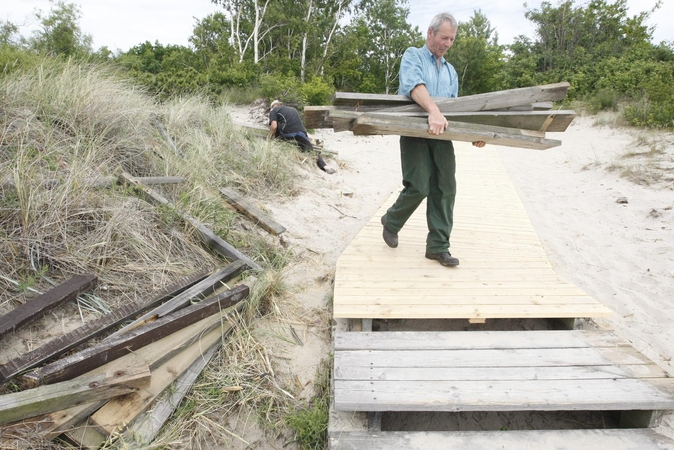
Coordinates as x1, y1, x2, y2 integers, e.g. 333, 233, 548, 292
4, 0, 672, 52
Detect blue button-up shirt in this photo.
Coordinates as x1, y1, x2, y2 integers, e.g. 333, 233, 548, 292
398, 45, 458, 99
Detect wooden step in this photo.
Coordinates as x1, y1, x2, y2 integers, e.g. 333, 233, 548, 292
328, 429, 674, 450
333, 330, 674, 413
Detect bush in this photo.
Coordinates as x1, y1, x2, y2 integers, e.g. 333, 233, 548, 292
299, 76, 334, 106
586, 88, 621, 113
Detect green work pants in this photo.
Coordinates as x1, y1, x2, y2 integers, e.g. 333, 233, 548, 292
385, 136, 457, 253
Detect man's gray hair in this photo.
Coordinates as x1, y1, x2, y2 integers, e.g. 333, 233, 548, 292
429, 12, 458, 33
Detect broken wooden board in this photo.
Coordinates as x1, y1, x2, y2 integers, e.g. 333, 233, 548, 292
219, 187, 286, 236
109, 261, 245, 338
0, 365, 150, 425
119, 172, 262, 271
0, 176, 186, 192
21, 285, 248, 387
312, 106, 575, 132
0, 274, 97, 340
364, 82, 571, 114
88, 324, 227, 437
43, 305, 243, 440
0, 271, 208, 385
332, 111, 561, 150
113, 342, 220, 447
332, 92, 415, 107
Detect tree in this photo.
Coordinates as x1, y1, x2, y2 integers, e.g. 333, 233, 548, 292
30, 1, 92, 57
348, 0, 421, 94
447, 10, 506, 95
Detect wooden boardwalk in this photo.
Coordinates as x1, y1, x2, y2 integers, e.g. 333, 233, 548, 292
333, 330, 674, 412
330, 144, 674, 449
334, 147, 613, 321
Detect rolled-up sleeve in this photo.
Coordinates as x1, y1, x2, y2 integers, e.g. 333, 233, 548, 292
398, 48, 425, 97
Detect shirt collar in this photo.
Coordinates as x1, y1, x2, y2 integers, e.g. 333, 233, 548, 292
422, 44, 447, 67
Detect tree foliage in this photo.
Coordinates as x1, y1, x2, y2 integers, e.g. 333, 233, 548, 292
2, 0, 673, 127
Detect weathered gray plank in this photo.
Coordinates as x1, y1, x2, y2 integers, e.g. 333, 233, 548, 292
335, 347, 655, 369
310, 106, 575, 132
219, 187, 286, 235
0, 274, 97, 340
22, 285, 248, 386
328, 429, 674, 450
0, 176, 186, 192
0, 271, 208, 384
334, 330, 630, 351
108, 262, 246, 338
119, 172, 262, 271
0, 365, 150, 425
112, 342, 221, 447
376, 82, 571, 114
335, 364, 669, 382
331, 111, 562, 150
334, 378, 674, 411
332, 92, 413, 107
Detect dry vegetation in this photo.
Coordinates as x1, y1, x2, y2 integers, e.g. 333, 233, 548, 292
0, 61, 327, 448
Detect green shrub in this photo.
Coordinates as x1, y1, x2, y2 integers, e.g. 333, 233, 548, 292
300, 76, 334, 106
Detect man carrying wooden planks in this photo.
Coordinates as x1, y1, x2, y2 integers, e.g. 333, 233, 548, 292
381, 12, 486, 267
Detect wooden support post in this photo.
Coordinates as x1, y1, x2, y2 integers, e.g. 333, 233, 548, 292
554, 318, 586, 330
620, 410, 664, 428
0, 274, 97, 340
219, 187, 286, 236
0, 365, 150, 425
21, 285, 248, 387
119, 172, 262, 271
0, 271, 208, 385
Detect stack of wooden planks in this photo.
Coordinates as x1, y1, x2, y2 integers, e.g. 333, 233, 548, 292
0, 264, 250, 448
305, 82, 576, 150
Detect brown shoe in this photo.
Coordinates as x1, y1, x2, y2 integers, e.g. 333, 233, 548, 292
425, 251, 459, 267
381, 215, 398, 248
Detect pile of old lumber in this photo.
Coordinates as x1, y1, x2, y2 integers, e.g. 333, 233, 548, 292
0, 263, 250, 448
305, 82, 576, 150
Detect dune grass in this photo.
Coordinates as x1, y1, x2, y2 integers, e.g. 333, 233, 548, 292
0, 60, 312, 448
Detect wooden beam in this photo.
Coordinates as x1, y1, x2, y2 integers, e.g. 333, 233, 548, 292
21, 285, 248, 387
114, 341, 220, 447
0, 274, 97, 340
219, 187, 286, 236
44, 305, 242, 440
108, 262, 246, 338
1, 176, 185, 192
89, 325, 227, 436
350, 82, 571, 114
0, 271, 209, 385
333, 111, 561, 150
332, 92, 413, 107
119, 172, 262, 271
0, 365, 150, 425
316, 107, 576, 132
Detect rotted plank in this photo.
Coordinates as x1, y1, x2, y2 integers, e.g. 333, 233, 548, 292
0, 271, 209, 385
0, 274, 97, 340
21, 285, 249, 387
219, 187, 286, 235
108, 261, 246, 338
119, 172, 262, 271
0, 365, 150, 425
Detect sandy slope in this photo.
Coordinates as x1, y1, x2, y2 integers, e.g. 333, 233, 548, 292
231, 106, 674, 444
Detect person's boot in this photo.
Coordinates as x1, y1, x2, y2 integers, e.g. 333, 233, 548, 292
381, 215, 398, 248
425, 251, 459, 267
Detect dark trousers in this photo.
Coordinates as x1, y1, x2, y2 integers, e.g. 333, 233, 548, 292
385, 136, 457, 253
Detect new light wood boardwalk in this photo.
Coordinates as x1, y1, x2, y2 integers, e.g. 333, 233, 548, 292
334, 146, 613, 321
